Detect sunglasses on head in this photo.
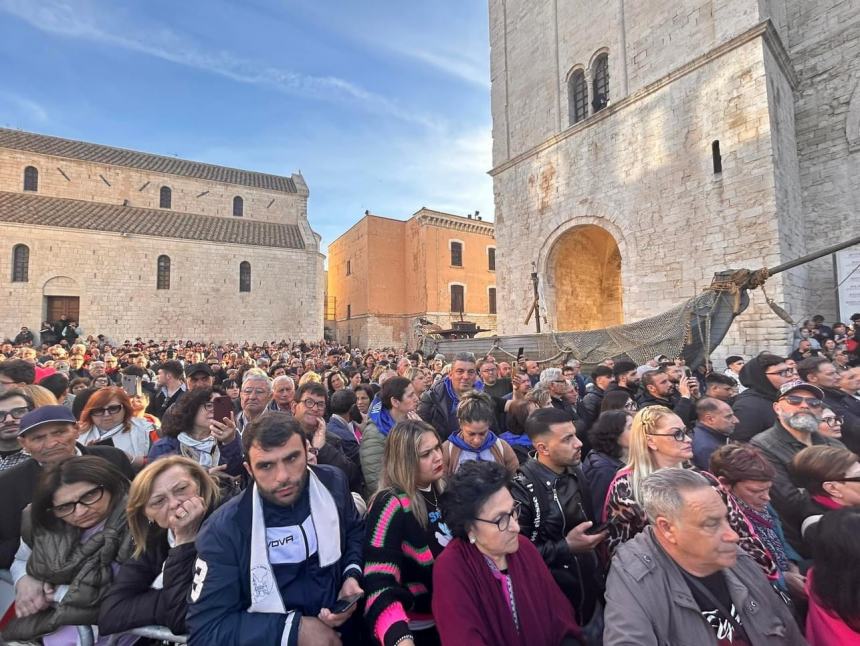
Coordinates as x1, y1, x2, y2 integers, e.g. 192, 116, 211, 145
779, 395, 823, 408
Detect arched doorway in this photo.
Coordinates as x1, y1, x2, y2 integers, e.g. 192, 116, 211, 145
546, 225, 622, 331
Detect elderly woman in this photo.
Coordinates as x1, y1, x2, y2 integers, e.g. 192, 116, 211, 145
78, 386, 152, 468
3, 456, 133, 644
817, 408, 844, 441
98, 456, 220, 637
441, 390, 518, 476
433, 461, 582, 646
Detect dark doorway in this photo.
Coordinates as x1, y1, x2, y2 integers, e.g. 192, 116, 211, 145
47, 296, 80, 323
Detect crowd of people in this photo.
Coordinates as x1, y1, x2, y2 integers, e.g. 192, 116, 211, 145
0, 312, 858, 645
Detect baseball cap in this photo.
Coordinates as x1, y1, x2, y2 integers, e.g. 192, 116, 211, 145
186, 362, 213, 377
18, 405, 76, 437
778, 380, 824, 401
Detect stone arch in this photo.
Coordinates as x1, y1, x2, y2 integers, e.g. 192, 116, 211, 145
541, 223, 623, 331
42, 275, 80, 296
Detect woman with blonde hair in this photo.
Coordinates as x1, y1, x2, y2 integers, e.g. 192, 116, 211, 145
363, 419, 448, 646
603, 406, 778, 577
78, 386, 152, 468
98, 456, 220, 637
18, 384, 58, 408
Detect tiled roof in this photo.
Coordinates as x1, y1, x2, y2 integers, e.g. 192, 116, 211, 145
0, 128, 298, 194
0, 191, 305, 249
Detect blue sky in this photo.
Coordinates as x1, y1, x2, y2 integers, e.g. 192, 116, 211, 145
0, 0, 493, 252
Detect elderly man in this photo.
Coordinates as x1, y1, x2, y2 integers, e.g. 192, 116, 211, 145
798, 356, 860, 453
691, 398, 739, 471
751, 380, 844, 552
604, 468, 804, 644
539, 368, 579, 421
236, 372, 272, 433
269, 375, 296, 412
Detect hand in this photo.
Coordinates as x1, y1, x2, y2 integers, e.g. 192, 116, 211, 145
298, 616, 341, 646
169, 496, 207, 545
406, 410, 421, 420
318, 576, 363, 628
210, 414, 237, 445
208, 464, 228, 477
564, 521, 608, 552
15, 575, 49, 618
677, 377, 691, 398
784, 571, 807, 600
312, 418, 327, 450
688, 378, 700, 398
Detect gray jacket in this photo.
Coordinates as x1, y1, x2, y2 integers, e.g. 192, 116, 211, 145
604, 528, 806, 645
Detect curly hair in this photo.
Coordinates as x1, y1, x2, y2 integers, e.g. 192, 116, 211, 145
439, 460, 510, 540
161, 388, 214, 438
588, 410, 632, 459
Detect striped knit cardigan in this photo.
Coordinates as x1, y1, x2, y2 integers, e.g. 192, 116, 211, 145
363, 488, 436, 646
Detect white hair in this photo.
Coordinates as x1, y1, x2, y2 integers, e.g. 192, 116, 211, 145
272, 375, 295, 389
641, 468, 711, 522
539, 367, 563, 386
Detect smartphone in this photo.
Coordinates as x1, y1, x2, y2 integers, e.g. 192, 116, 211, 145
684, 367, 693, 379
330, 592, 363, 614
585, 518, 617, 535
516, 347, 524, 362
212, 395, 234, 423
121, 375, 143, 398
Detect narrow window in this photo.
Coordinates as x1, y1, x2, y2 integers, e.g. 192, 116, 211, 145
12, 244, 29, 282
346, 260, 351, 276
347, 304, 351, 320
712, 140, 723, 174
488, 247, 496, 271
567, 70, 588, 125
23, 166, 38, 192
450, 285, 464, 313
592, 53, 609, 112
239, 261, 251, 292
159, 186, 172, 209
157, 255, 170, 290
488, 288, 497, 315
450, 241, 463, 267
233, 195, 244, 217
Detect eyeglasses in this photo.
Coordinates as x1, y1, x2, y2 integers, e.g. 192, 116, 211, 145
48, 485, 105, 518
779, 395, 824, 408
822, 416, 844, 427
0, 406, 31, 420
202, 402, 215, 412
830, 476, 860, 484
474, 501, 521, 532
646, 428, 690, 442
90, 404, 124, 417
299, 399, 326, 410
766, 368, 797, 378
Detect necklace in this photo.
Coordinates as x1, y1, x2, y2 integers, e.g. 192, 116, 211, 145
419, 487, 438, 509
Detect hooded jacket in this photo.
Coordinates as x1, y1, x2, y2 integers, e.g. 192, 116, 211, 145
731, 356, 781, 442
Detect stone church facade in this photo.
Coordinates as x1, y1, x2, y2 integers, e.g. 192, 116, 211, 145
488, 0, 860, 357
0, 128, 324, 343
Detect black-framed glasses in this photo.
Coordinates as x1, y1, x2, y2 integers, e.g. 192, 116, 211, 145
48, 485, 105, 518
0, 406, 31, 420
299, 399, 326, 409
779, 395, 824, 408
202, 402, 215, 412
766, 368, 798, 378
647, 428, 690, 442
90, 404, 123, 417
830, 477, 860, 484
475, 501, 521, 532
822, 416, 844, 427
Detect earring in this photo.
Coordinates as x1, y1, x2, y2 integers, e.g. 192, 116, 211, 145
469, 535, 476, 544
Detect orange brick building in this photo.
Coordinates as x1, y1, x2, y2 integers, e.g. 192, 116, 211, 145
327, 208, 497, 348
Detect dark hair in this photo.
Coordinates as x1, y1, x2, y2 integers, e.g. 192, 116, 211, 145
330, 389, 356, 415
790, 446, 859, 496
709, 444, 775, 485
380, 376, 411, 410
326, 371, 346, 392
71, 387, 98, 420
38, 373, 70, 400
122, 365, 145, 378
600, 390, 633, 412
705, 372, 737, 387
353, 384, 374, 402
612, 360, 637, 379
590, 365, 613, 381
31, 456, 129, 531
695, 396, 725, 416
456, 390, 496, 425
0, 359, 35, 385
505, 399, 533, 436
588, 410, 632, 459
296, 381, 327, 404
809, 507, 860, 631
242, 410, 304, 455
161, 388, 214, 438
439, 461, 510, 540
524, 406, 574, 441
157, 360, 184, 379
797, 356, 832, 381
0, 388, 35, 409
222, 378, 240, 391
757, 352, 787, 371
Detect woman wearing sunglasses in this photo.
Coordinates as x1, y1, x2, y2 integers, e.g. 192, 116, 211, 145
3, 456, 132, 644
78, 386, 152, 469
603, 406, 778, 578
433, 460, 582, 646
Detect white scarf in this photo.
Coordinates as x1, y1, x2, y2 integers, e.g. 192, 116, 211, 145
177, 432, 218, 468
150, 530, 176, 590
79, 423, 125, 446
247, 470, 341, 614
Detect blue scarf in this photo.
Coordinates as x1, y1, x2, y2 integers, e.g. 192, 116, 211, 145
443, 376, 484, 415
448, 430, 498, 454
368, 395, 396, 436
499, 432, 533, 448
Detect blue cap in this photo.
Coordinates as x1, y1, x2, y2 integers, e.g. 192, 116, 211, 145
18, 405, 76, 437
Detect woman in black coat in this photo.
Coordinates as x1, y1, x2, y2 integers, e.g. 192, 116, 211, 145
98, 456, 220, 636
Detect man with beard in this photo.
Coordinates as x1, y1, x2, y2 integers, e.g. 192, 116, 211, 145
510, 407, 606, 639
751, 380, 844, 550
186, 413, 364, 645
798, 356, 860, 454
608, 360, 640, 401
0, 389, 32, 471
731, 353, 796, 442
638, 369, 695, 426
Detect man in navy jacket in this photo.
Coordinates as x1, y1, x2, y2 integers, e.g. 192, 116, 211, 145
186, 412, 364, 645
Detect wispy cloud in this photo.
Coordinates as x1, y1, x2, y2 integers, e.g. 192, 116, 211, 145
0, 91, 49, 124
390, 47, 490, 90
0, 0, 442, 129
